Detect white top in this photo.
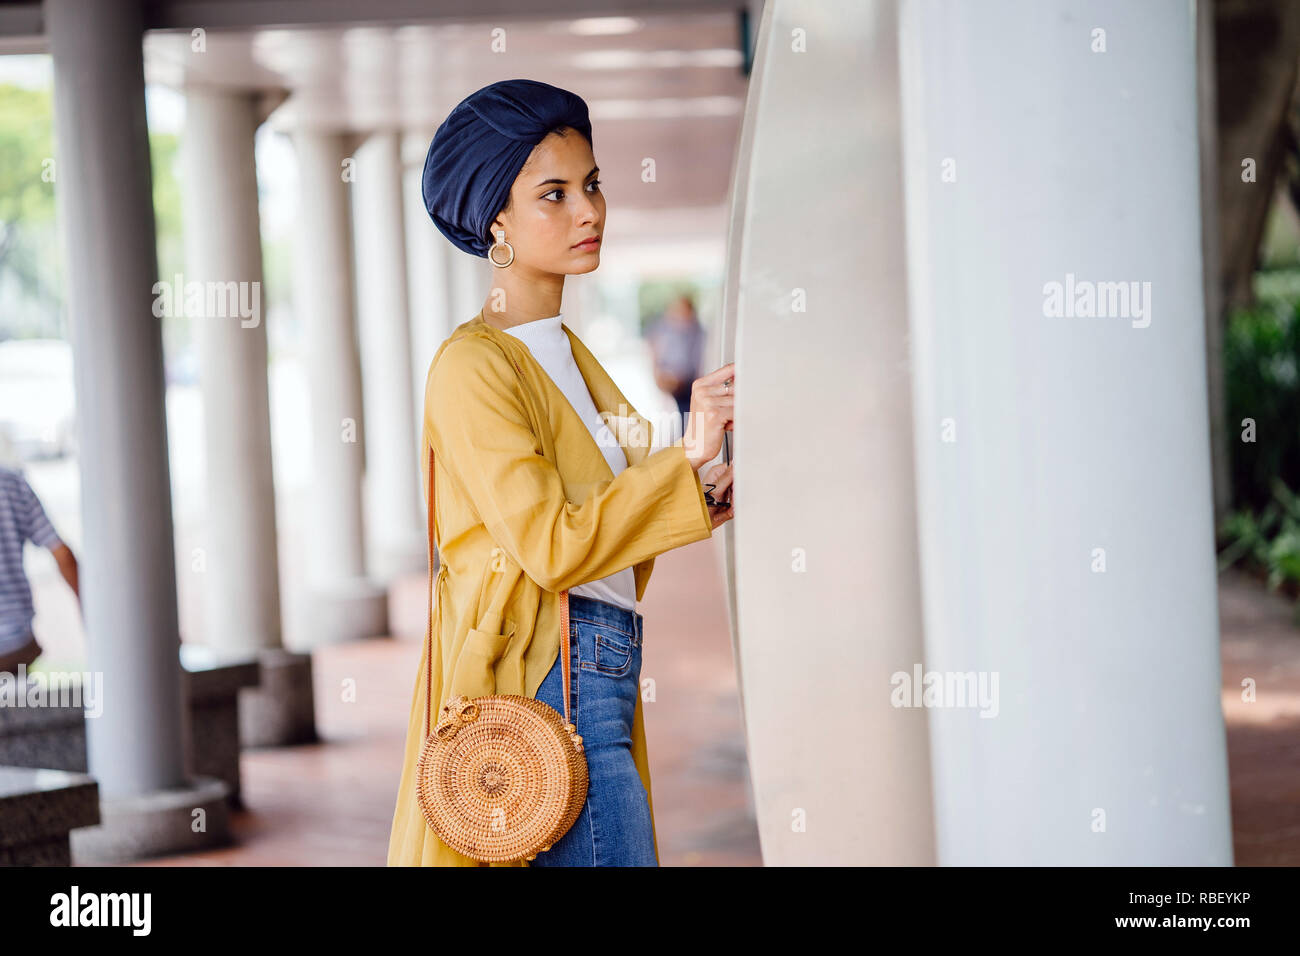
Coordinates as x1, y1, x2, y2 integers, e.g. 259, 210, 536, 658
501, 314, 638, 611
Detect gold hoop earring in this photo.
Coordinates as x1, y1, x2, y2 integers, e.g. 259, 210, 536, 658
489, 229, 514, 268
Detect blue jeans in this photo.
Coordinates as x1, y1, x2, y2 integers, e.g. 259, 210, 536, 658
528, 593, 658, 867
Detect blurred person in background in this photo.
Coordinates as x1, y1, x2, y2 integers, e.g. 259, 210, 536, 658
646, 293, 706, 432
0, 465, 79, 675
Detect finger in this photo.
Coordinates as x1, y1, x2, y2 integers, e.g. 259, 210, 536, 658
699, 363, 735, 385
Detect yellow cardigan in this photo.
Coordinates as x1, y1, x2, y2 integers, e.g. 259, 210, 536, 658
387, 310, 716, 866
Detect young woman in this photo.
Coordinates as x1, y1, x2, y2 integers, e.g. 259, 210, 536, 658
387, 79, 735, 867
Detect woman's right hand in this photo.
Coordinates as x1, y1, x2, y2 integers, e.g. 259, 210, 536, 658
683, 363, 735, 470
701, 463, 734, 529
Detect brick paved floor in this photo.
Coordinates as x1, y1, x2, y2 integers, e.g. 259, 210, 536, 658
85, 560, 1300, 867
131, 534, 762, 866
1218, 567, 1300, 866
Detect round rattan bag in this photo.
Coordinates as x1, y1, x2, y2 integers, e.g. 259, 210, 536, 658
414, 681, 588, 861
415, 447, 587, 863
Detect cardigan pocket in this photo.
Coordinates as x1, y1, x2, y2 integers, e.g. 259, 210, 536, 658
447, 622, 517, 700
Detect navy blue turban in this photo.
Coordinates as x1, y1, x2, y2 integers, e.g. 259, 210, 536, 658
421, 79, 594, 258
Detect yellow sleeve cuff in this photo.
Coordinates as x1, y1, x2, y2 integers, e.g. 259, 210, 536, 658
646, 441, 713, 545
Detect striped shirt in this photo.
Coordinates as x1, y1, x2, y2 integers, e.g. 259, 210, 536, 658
0, 466, 62, 653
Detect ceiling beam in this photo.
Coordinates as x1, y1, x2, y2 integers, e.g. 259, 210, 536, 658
2, 0, 743, 45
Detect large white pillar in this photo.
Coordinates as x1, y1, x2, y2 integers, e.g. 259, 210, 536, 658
181, 88, 284, 656
46, 0, 229, 859
352, 130, 424, 580
181, 87, 318, 747
726, 0, 936, 864
897, 0, 1232, 864
403, 128, 453, 439
449, 245, 491, 326
292, 128, 388, 645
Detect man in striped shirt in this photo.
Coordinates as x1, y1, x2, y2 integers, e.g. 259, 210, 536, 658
0, 466, 79, 674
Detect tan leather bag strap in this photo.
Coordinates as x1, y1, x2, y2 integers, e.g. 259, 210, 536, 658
423, 442, 572, 739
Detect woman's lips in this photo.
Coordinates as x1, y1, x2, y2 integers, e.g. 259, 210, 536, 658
572, 236, 601, 251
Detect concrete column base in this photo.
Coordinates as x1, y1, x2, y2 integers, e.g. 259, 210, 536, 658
0, 766, 100, 865
0, 680, 88, 772
386, 569, 429, 642
69, 775, 231, 864
304, 579, 388, 645
238, 647, 318, 748
181, 647, 262, 809
369, 536, 428, 586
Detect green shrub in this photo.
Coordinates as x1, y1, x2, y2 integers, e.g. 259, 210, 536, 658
1218, 477, 1300, 619
1223, 296, 1300, 514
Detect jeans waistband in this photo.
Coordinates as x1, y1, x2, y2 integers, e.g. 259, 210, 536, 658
566, 592, 642, 642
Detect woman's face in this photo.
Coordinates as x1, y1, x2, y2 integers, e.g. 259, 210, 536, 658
491, 127, 604, 275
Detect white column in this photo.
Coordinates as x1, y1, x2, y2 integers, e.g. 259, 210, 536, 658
181, 88, 284, 657
292, 129, 388, 645
450, 246, 491, 325
403, 128, 453, 437
898, 0, 1232, 864
47, 0, 231, 861
726, 0, 935, 864
46, 0, 190, 798
352, 130, 424, 580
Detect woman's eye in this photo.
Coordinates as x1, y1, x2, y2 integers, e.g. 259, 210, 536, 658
542, 181, 600, 202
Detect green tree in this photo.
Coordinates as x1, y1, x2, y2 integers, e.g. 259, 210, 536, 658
0, 82, 58, 327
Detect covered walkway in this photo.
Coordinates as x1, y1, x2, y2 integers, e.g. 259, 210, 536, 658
98, 563, 1298, 868
129, 534, 762, 867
